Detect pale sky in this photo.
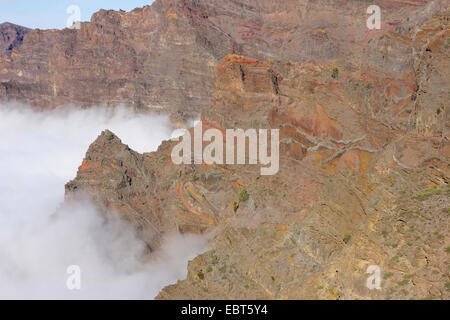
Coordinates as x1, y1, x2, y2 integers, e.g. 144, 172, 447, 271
0, 0, 155, 30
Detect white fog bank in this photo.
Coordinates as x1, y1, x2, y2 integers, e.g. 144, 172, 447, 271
0, 103, 209, 299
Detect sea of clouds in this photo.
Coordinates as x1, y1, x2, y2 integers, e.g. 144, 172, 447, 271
0, 102, 208, 299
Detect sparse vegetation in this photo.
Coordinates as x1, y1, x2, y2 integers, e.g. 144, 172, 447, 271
445, 282, 450, 291
413, 187, 442, 201
343, 233, 351, 244
197, 270, 205, 280
383, 272, 394, 280
331, 67, 339, 79
239, 189, 249, 202
398, 279, 409, 286
354, 79, 363, 88
219, 265, 227, 273
211, 255, 219, 265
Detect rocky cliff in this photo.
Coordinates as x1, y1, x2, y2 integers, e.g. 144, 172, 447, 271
2, 0, 449, 299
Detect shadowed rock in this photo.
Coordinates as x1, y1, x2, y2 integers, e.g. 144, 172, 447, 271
0, 22, 30, 57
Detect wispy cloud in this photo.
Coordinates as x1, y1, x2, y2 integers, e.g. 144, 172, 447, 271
0, 102, 208, 299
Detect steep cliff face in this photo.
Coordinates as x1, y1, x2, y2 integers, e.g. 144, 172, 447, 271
4, 0, 448, 299
0, 0, 445, 120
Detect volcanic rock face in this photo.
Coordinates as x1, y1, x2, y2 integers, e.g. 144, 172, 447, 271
0, 0, 446, 119
4, 0, 450, 299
